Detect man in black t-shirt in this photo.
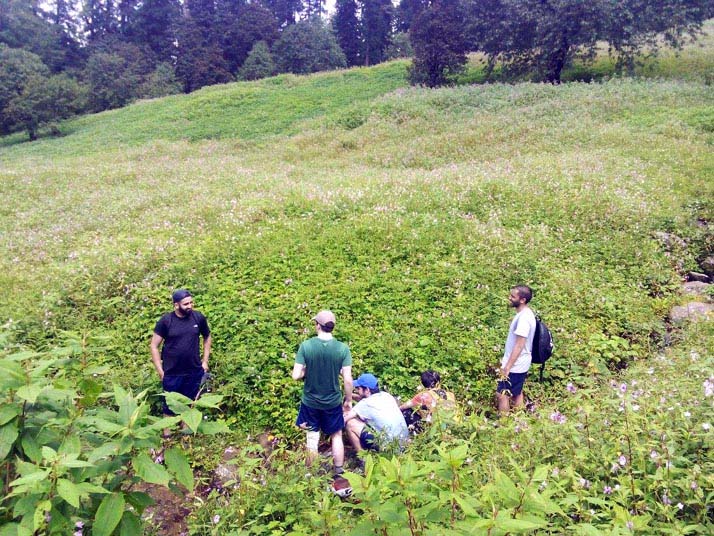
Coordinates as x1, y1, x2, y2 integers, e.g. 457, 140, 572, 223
150, 289, 212, 416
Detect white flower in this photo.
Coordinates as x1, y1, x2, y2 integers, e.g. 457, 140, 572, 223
702, 423, 711, 431
212, 515, 220, 524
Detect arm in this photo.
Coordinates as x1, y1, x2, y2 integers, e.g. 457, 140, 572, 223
292, 362, 306, 380
341, 365, 353, 410
501, 335, 527, 377
150, 333, 165, 380
399, 399, 416, 411
201, 334, 212, 372
343, 408, 358, 423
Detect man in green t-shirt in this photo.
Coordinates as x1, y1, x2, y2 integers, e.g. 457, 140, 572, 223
292, 310, 353, 477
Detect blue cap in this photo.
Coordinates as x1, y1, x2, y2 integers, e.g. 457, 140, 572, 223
172, 289, 192, 303
353, 373, 378, 390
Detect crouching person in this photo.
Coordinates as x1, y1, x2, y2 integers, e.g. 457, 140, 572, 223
344, 373, 409, 455
400, 370, 457, 432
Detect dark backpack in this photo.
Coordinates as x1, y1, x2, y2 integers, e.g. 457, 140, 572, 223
531, 316, 554, 381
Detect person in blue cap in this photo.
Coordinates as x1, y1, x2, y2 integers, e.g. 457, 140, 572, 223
343, 373, 409, 453
150, 289, 212, 419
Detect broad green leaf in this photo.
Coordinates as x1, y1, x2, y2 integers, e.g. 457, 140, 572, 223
10, 470, 49, 488
0, 523, 20, 536
493, 468, 520, 507
198, 419, 230, 435
56, 478, 81, 508
119, 511, 142, 536
193, 394, 223, 409
0, 360, 26, 391
181, 408, 202, 433
497, 516, 547, 533
165, 392, 193, 415
165, 448, 194, 492
0, 404, 21, 426
41, 446, 58, 462
125, 491, 155, 513
5, 350, 41, 362
15, 384, 44, 404
87, 442, 120, 463
77, 482, 111, 495
62, 459, 95, 468
32, 500, 51, 533
0, 421, 19, 460
93, 492, 125, 536
21, 434, 41, 463
133, 453, 171, 486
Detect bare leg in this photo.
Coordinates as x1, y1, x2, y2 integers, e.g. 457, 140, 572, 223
330, 430, 345, 468
345, 419, 365, 452
496, 392, 511, 416
512, 393, 524, 408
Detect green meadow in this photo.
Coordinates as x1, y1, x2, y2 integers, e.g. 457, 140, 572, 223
1, 23, 713, 535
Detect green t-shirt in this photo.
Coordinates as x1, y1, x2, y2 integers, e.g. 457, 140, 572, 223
296, 336, 352, 409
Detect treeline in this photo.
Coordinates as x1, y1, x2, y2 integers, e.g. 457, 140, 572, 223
1, 0, 712, 141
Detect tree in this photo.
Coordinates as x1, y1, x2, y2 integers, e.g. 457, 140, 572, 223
272, 19, 346, 74
360, 0, 392, 65
175, 16, 233, 92
220, 3, 279, 73
0, 45, 50, 134
1, 0, 78, 72
5, 73, 82, 140
333, 0, 361, 66
138, 62, 182, 98
394, 0, 427, 33
128, 0, 180, 64
83, 49, 140, 110
238, 41, 276, 80
408, 0, 467, 86
464, 0, 712, 83
263, 0, 303, 27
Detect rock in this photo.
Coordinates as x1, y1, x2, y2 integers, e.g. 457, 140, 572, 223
654, 231, 687, 250
701, 255, 714, 277
687, 271, 711, 283
213, 446, 241, 488
669, 302, 714, 323
682, 281, 712, 297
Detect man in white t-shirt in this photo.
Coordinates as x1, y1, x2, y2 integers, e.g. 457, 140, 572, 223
343, 373, 409, 452
497, 285, 536, 415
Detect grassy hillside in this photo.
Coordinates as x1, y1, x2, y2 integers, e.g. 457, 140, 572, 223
0, 24, 713, 535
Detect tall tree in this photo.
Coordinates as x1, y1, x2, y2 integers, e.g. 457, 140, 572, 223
220, 3, 279, 73
272, 18, 346, 74
464, 0, 712, 83
83, 0, 119, 42
0, 45, 50, 134
175, 15, 233, 92
238, 40, 276, 80
129, 0, 180, 64
263, 0, 303, 27
304, 0, 325, 19
186, 0, 216, 35
360, 0, 392, 65
408, 0, 467, 86
333, 0, 361, 66
394, 0, 427, 33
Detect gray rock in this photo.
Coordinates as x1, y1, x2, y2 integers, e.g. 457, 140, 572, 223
701, 256, 714, 277
682, 281, 712, 297
654, 231, 687, 250
687, 271, 711, 283
213, 446, 241, 487
670, 302, 714, 323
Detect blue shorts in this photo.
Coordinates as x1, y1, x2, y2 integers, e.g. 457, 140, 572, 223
497, 371, 528, 397
296, 403, 344, 436
162, 370, 204, 415
359, 428, 379, 451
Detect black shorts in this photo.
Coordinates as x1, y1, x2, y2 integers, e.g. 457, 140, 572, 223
296, 402, 344, 436
497, 371, 528, 397
162, 370, 203, 415
359, 428, 379, 451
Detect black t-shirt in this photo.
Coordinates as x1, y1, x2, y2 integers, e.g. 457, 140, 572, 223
154, 311, 210, 376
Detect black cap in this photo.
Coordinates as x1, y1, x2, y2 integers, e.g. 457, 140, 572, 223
172, 289, 192, 303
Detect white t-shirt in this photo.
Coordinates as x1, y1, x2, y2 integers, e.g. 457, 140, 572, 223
501, 307, 536, 373
354, 392, 409, 444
